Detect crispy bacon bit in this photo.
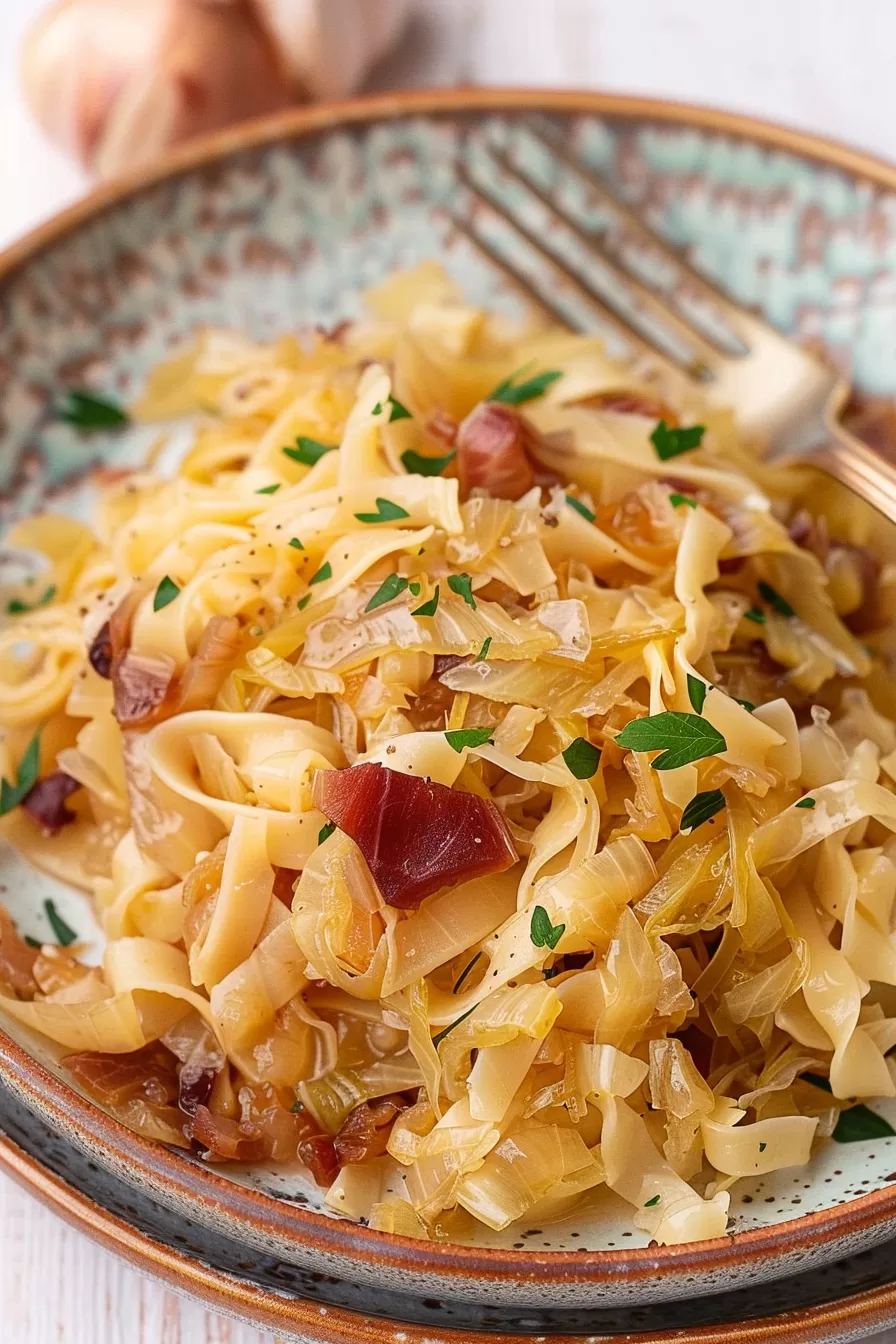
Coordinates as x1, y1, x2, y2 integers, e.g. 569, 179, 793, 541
456, 402, 536, 501
190, 1104, 265, 1161
334, 1094, 409, 1166
579, 390, 678, 422
21, 771, 81, 833
113, 651, 176, 726
313, 762, 518, 909
88, 621, 113, 678
0, 906, 38, 997
299, 1132, 340, 1186
65, 1045, 190, 1148
426, 408, 459, 447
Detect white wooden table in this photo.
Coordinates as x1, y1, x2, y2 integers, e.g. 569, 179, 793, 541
3, 0, 896, 1338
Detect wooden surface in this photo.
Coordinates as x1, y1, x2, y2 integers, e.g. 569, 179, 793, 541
4, 0, 896, 1339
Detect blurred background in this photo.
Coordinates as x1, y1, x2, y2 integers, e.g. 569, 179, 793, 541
0, 0, 892, 253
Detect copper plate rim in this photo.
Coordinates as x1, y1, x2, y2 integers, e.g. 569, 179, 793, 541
2, 1124, 896, 1344
2, 86, 896, 1286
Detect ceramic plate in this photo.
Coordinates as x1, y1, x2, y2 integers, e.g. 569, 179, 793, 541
3, 88, 896, 1310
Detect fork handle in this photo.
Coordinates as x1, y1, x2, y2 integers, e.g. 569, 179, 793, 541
810, 421, 896, 523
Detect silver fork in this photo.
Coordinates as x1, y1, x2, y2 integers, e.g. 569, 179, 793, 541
449, 116, 896, 521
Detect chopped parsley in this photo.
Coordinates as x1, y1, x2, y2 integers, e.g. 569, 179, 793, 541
153, 576, 180, 612
687, 674, 708, 714
318, 822, 336, 845
679, 789, 726, 833
795, 797, 816, 809
565, 494, 596, 523
365, 573, 408, 612
447, 573, 476, 609
372, 395, 412, 422
488, 367, 563, 406
289, 537, 304, 550
669, 492, 697, 509
308, 562, 332, 587
529, 904, 565, 950
411, 584, 440, 618
256, 483, 281, 495
354, 497, 411, 524
615, 711, 727, 771
757, 580, 795, 618
44, 898, 77, 947
444, 727, 493, 753
401, 448, 456, 477
7, 585, 56, 616
561, 737, 602, 780
650, 419, 705, 461
0, 734, 40, 817
283, 437, 337, 466
476, 637, 492, 662
55, 389, 129, 431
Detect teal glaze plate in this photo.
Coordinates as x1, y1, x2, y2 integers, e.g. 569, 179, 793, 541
2, 91, 896, 1313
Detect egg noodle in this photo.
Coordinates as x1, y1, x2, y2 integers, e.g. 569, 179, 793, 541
1, 261, 896, 1245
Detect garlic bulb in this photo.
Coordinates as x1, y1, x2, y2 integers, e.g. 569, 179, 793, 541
21, 0, 412, 180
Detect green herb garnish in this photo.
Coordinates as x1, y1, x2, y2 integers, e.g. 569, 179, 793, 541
687, 674, 708, 714
56, 389, 129, 432
401, 448, 456, 477
476, 637, 492, 662
283, 437, 337, 466
757, 581, 795, 618
488, 367, 563, 406
802, 1073, 832, 1093
444, 727, 493, 753
318, 822, 336, 845
834, 1104, 896, 1143
680, 789, 726, 833
373, 395, 412, 422
412, 584, 440, 618
643, 1195, 661, 1208
650, 419, 705, 461
153, 576, 180, 612
615, 712, 727, 771
289, 537, 304, 550
256, 483, 281, 495
669, 493, 697, 509
354, 497, 411, 524
297, 594, 312, 611
24, 936, 41, 949
7, 585, 56, 616
0, 734, 40, 817
565, 494, 596, 523
290, 1100, 305, 1114
309, 562, 332, 587
453, 952, 483, 995
432, 1003, 479, 1049
447, 573, 476, 609
736, 699, 756, 713
530, 905, 565, 951
409, 583, 421, 596
759, 1143, 767, 1153
562, 737, 602, 780
45, 899, 77, 947
744, 607, 765, 624
795, 797, 816, 809
365, 573, 408, 612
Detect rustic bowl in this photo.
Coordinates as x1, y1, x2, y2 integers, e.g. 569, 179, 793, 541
2, 88, 896, 1316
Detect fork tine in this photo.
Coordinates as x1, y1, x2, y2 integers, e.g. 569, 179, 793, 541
485, 143, 726, 376
446, 212, 582, 329
523, 116, 781, 351
455, 158, 703, 377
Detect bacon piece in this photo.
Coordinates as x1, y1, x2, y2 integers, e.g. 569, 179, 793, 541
21, 771, 81, 833
456, 402, 536, 501
88, 621, 113, 678
113, 650, 176, 726
334, 1093, 409, 1165
299, 1132, 340, 1186
190, 1104, 265, 1161
65, 1045, 190, 1148
313, 762, 517, 909
579, 390, 678, 422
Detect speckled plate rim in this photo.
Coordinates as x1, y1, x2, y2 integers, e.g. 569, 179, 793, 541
1, 1122, 895, 1344
4, 86, 896, 1291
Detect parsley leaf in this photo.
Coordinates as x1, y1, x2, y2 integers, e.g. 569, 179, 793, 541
453, 952, 482, 995
562, 737, 602, 779
297, 594, 312, 610
56, 389, 129, 431
834, 1104, 896, 1143
669, 492, 697, 509
401, 447, 456, 477
687, 674, 708, 714
802, 1073, 832, 1094
736, 699, 756, 713
318, 822, 336, 845
7, 584, 56, 616
0, 734, 40, 817
153, 576, 180, 612
615, 711, 727, 771
309, 562, 332, 587
448, 573, 476, 609
409, 583, 421, 596
643, 1194, 661, 1208
411, 584, 440, 618
565, 494, 596, 524
289, 537, 304, 550
758, 580, 795, 618
354, 497, 411, 524
444, 727, 493, 753
795, 797, 816, 809
488, 367, 563, 406
530, 904, 565, 950
476, 637, 492, 662
283, 437, 337, 466
680, 789, 726, 833
650, 419, 705, 461
256, 483, 280, 495
24, 936, 41, 949
373, 395, 412, 422
45, 898, 77, 947
365, 573, 408, 612
759, 1143, 767, 1153
744, 607, 765, 624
